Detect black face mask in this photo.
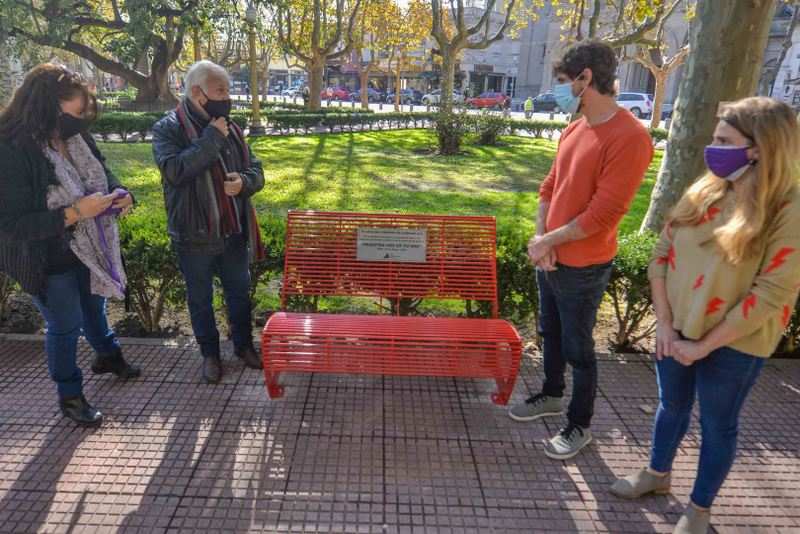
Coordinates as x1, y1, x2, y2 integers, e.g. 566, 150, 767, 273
200, 90, 232, 118
58, 112, 88, 140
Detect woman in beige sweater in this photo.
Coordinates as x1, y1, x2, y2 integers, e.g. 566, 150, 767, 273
610, 97, 800, 534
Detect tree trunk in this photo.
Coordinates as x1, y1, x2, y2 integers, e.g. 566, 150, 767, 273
650, 70, 667, 129
360, 69, 370, 109
59, 39, 177, 106
134, 73, 176, 107
640, 0, 776, 234
394, 59, 402, 110
308, 58, 324, 111
132, 49, 177, 107
193, 27, 202, 61
440, 50, 456, 113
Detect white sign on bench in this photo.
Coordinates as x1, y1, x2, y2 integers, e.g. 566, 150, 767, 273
356, 227, 427, 262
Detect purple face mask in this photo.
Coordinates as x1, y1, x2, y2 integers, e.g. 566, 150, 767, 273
704, 145, 754, 182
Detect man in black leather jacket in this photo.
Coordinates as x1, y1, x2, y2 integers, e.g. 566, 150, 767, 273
152, 60, 265, 383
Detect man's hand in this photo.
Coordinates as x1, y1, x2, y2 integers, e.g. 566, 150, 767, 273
224, 172, 243, 196
537, 248, 558, 271
672, 339, 710, 367
527, 234, 553, 266
211, 117, 229, 137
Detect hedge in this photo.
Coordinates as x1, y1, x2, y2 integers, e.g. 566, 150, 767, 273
250, 101, 375, 114
117, 209, 184, 333
110, 212, 800, 355
2, 211, 799, 355
88, 110, 669, 147
606, 232, 659, 352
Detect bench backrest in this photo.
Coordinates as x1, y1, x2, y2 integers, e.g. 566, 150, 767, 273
282, 211, 499, 316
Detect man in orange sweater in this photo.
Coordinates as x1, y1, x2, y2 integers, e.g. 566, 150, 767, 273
508, 41, 654, 460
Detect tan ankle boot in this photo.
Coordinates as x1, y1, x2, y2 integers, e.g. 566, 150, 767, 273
609, 468, 671, 499
673, 505, 711, 534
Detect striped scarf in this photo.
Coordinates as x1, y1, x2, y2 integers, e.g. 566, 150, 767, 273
176, 99, 265, 262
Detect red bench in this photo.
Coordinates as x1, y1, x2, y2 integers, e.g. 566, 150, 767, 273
261, 211, 522, 404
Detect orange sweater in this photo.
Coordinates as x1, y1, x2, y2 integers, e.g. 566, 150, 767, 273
539, 109, 653, 267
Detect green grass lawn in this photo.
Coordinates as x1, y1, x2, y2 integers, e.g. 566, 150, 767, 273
100, 129, 661, 235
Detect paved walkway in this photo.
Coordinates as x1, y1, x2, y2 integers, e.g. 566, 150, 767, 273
1, 336, 798, 533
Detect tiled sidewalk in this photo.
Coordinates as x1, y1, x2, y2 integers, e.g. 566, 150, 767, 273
1, 336, 798, 533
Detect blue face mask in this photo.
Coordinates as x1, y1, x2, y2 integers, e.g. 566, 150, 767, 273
553, 80, 585, 114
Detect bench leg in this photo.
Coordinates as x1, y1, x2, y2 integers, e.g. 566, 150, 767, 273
264, 369, 285, 399
490, 345, 522, 405
491, 377, 514, 405
261, 330, 285, 399
492, 367, 521, 405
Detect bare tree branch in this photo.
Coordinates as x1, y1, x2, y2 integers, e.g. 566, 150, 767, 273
466, 0, 498, 37
588, 0, 602, 39
276, 3, 312, 63
605, 1, 668, 48
325, 0, 363, 58
656, 0, 684, 44
575, 0, 586, 41
468, 0, 518, 49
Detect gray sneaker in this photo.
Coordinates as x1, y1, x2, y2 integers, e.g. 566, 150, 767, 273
673, 505, 711, 534
610, 467, 671, 499
508, 393, 564, 422
543, 424, 592, 460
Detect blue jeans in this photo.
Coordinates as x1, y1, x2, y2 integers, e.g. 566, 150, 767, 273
650, 347, 764, 508
537, 262, 613, 428
176, 234, 253, 358
32, 264, 119, 400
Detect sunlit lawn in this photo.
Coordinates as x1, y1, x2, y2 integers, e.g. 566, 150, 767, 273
101, 129, 660, 235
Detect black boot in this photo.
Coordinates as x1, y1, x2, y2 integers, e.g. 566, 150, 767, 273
235, 345, 263, 370
203, 355, 223, 384
92, 346, 141, 380
60, 395, 103, 427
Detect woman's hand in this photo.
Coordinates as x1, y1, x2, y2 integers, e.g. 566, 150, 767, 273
672, 339, 710, 366
655, 321, 680, 361
111, 189, 133, 217
75, 192, 115, 219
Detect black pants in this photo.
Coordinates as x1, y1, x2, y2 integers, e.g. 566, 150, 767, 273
537, 262, 613, 428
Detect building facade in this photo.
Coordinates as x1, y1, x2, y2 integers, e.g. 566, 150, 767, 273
765, 4, 800, 107
515, 1, 688, 104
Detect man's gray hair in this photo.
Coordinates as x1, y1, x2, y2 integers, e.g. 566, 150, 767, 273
184, 60, 230, 96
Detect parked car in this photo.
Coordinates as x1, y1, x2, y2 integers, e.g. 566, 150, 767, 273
467, 91, 510, 109
660, 102, 674, 120
532, 92, 561, 113
616, 92, 653, 118
348, 87, 385, 103
421, 89, 464, 106
281, 86, 303, 98
385, 89, 423, 105
320, 87, 349, 101
231, 80, 249, 95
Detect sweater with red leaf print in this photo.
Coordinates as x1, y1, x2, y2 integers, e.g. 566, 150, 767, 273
648, 188, 800, 358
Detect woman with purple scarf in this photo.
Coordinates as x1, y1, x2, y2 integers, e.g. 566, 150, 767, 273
0, 65, 140, 428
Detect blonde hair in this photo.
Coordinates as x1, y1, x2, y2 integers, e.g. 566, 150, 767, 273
669, 97, 800, 264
